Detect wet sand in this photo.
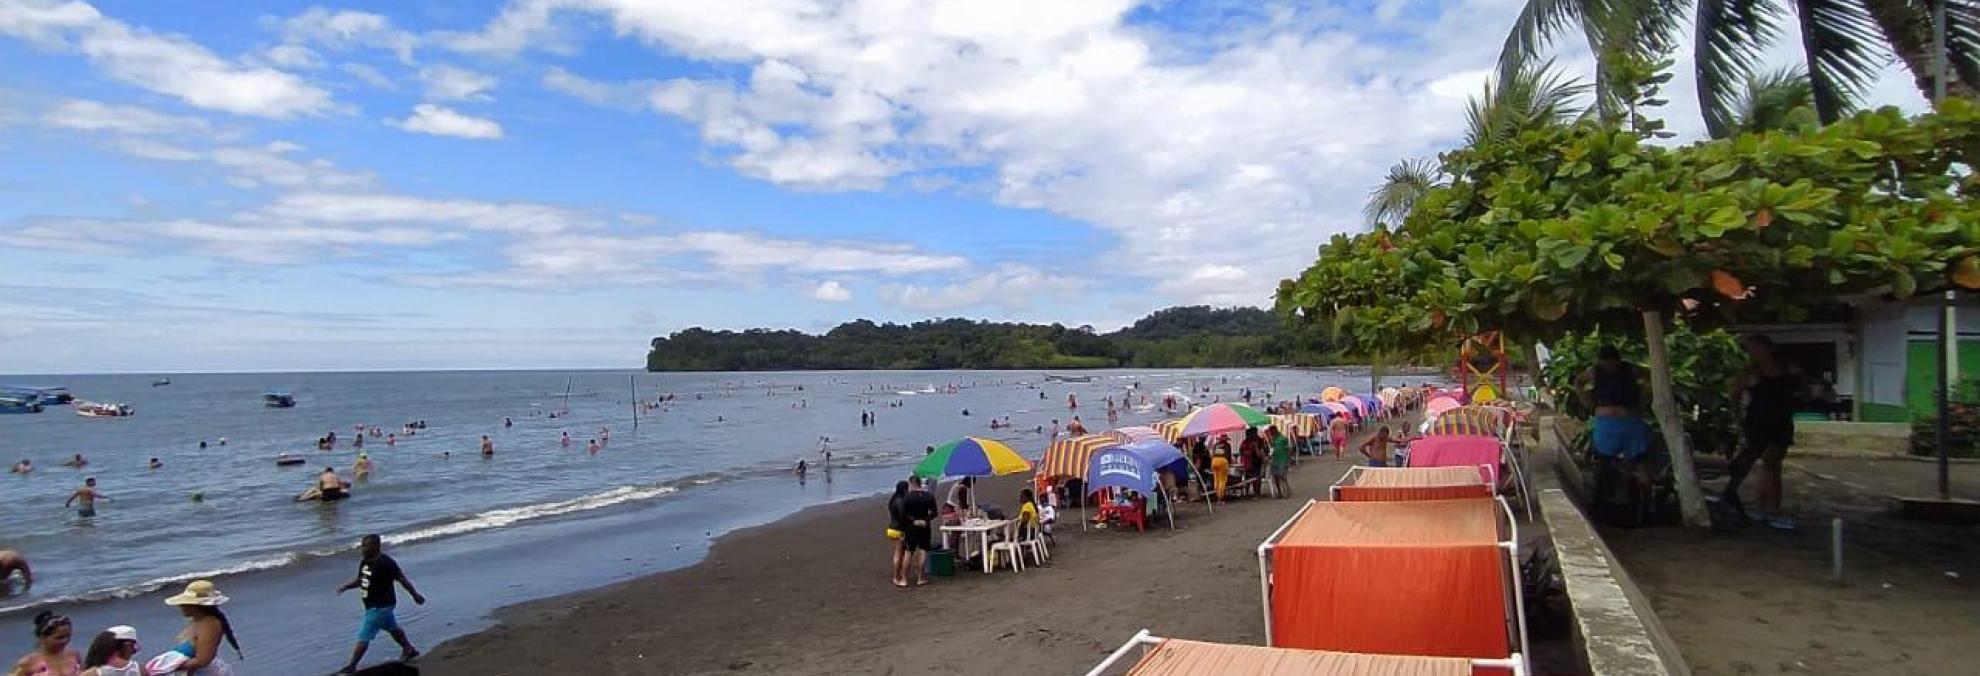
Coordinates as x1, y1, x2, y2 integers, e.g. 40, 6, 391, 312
423, 451, 1378, 675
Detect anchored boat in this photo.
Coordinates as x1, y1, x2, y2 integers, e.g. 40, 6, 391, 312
75, 400, 135, 418
263, 390, 297, 408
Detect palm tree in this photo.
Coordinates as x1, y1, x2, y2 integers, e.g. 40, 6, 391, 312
1362, 62, 1591, 227
1363, 158, 1441, 228
1498, 0, 1979, 138
1726, 66, 1828, 133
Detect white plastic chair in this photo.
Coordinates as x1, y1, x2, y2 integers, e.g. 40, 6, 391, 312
1016, 519, 1049, 566
987, 520, 1026, 572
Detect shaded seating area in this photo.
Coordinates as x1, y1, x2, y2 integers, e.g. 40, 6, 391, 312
1086, 630, 1524, 676
1255, 498, 1526, 672
1330, 465, 1492, 502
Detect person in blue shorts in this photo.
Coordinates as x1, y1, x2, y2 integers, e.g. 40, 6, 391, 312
336, 534, 425, 674
1576, 345, 1650, 461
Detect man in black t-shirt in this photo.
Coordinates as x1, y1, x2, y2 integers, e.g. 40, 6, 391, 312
336, 534, 426, 674
902, 476, 940, 587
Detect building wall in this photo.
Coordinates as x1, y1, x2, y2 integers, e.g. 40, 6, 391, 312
1858, 301, 1980, 422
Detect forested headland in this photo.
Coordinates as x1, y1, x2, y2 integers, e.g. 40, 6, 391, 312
644, 306, 1341, 371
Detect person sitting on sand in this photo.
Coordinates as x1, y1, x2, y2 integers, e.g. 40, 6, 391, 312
66, 477, 107, 517
11, 458, 30, 474
0, 550, 31, 590
61, 453, 88, 469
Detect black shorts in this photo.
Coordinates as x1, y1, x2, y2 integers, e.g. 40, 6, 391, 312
320, 488, 349, 501
903, 525, 934, 552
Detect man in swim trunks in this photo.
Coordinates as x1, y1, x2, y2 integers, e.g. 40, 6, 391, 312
901, 476, 938, 587
337, 534, 425, 674
318, 467, 350, 501
60, 454, 87, 468
479, 435, 494, 457
65, 477, 106, 517
0, 550, 30, 590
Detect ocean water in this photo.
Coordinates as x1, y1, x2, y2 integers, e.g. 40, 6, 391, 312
0, 368, 1417, 668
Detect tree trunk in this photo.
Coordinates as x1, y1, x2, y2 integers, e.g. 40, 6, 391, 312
1861, 0, 1977, 101
1642, 310, 1713, 528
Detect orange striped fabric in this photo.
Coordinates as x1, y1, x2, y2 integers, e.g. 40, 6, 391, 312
1425, 407, 1508, 437
1035, 433, 1121, 481
1270, 413, 1320, 438
1153, 418, 1185, 443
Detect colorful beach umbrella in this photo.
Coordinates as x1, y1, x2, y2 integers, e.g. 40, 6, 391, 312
1341, 395, 1370, 417
1036, 433, 1121, 482
1424, 395, 1462, 417
1153, 418, 1185, 443
1320, 386, 1346, 402
1176, 402, 1272, 438
915, 437, 1032, 479
1426, 406, 1510, 438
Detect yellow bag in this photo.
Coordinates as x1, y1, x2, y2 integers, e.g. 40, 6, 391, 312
884, 528, 904, 540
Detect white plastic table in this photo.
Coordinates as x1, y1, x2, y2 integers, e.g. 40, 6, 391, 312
941, 518, 1012, 573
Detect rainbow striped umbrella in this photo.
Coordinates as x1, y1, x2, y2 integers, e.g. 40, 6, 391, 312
1176, 402, 1272, 438
915, 437, 1032, 479
1426, 406, 1510, 437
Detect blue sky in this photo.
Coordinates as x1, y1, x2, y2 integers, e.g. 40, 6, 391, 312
0, 0, 1930, 373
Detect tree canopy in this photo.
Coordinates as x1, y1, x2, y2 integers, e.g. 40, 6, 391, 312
1278, 99, 1980, 356
645, 306, 1338, 371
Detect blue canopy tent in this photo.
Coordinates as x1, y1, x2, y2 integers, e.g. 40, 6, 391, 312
1084, 439, 1192, 529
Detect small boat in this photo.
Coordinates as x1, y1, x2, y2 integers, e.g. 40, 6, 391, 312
275, 454, 306, 466
263, 390, 297, 408
1045, 374, 1095, 383
0, 395, 43, 414
0, 386, 72, 404
75, 401, 135, 418
152, 379, 171, 387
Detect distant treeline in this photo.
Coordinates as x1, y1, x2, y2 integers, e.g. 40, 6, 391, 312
645, 306, 1343, 371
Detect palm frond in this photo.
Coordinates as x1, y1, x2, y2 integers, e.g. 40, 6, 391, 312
1728, 66, 1822, 134
1949, 0, 1980, 97
1363, 158, 1441, 228
1467, 61, 1594, 147
1500, 0, 1599, 79
1790, 0, 1892, 123
1694, 0, 1783, 137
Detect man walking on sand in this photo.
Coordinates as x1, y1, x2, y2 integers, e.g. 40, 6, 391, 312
337, 534, 426, 674
901, 476, 938, 587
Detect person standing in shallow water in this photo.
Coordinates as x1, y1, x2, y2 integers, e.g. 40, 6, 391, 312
66, 477, 107, 517
337, 534, 425, 674
479, 435, 494, 457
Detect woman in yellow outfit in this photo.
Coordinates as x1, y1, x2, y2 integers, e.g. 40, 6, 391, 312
1210, 449, 1231, 503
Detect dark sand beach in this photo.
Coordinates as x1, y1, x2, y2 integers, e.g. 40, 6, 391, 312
424, 450, 1387, 675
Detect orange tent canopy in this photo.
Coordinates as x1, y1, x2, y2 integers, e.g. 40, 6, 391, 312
1333, 467, 1492, 502
1277, 498, 1500, 546
1036, 433, 1124, 482
1128, 638, 1471, 676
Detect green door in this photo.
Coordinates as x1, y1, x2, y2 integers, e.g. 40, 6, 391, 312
1906, 339, 1980, 418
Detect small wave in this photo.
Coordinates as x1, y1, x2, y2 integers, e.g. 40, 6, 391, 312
382, 483, 680, 546
0, 551, 320, 615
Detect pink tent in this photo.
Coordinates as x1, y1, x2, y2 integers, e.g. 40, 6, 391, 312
1424, 396, 1462, 417
1323, 402, 1355, 421
1406, 435, 1502, 487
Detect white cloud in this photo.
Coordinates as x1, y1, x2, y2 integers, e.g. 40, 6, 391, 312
809, 280, 852, 302
43, 98, 216, 136
881, 264, 1087, 313
390, 104, 505, 139
0, 0, 331, 118
263, 43, 321, 69
256, 192, 588, 235
341, 63, 397, 90
2, 217, 451, 264
269, 7, 416, 63
420, 64, 498, 101
541, 66, 627, 106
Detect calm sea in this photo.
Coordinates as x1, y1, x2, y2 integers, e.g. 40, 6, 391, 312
0, 368, 1416, 668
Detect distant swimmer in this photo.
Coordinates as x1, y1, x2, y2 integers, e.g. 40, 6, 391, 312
218, 437, 227, 446
199, 440, 208, 449
10, 459, 29, 474
0, 550, 29, 590
386, 434, 396, 447
301, 466, 351, 502
353, 453, 374, 478
561, 432, 571, 447
65, 477, 106, 517
503, 417, 513, 429
148, 457, 163, 470
353, 434, 364, 450
795, 459, 808, 479
479, 435, 494, 457
60, 454, 87, 469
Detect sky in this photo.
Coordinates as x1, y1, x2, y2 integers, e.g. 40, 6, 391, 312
0, 0, 1932, 373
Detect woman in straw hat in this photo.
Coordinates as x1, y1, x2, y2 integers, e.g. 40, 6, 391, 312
156, 580, 240, 675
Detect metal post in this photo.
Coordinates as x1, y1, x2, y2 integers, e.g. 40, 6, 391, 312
1933, 0, 1948, 103
1939, 290, 1953, 500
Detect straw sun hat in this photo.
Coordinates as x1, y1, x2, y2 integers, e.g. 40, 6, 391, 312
164, 580, 230, 607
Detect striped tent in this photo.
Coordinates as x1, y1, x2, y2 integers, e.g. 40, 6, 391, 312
1036, 433, 1122, 481
1424, 406, 1511, 438
1153, 418, 1185, 443
1111, 426, 1162, 443
1270, 413, 1320, 439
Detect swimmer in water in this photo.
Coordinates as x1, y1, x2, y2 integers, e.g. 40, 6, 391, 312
795, 459, 808, 479
65, 477, 106, 517
218, 437, 227, 446
386, 433, 396, 446
353, 453, 373, 478
308, 466, 350, 501
587, 439, 599, 455
561, 432, 570, 448
0, 550, 30, 590
148, 458, 163, 470
199, 440, 208, 449
479, 435, 494, 457
9, 459, 29, 474
60, 454, 87, 469
503, 417, 513, 429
